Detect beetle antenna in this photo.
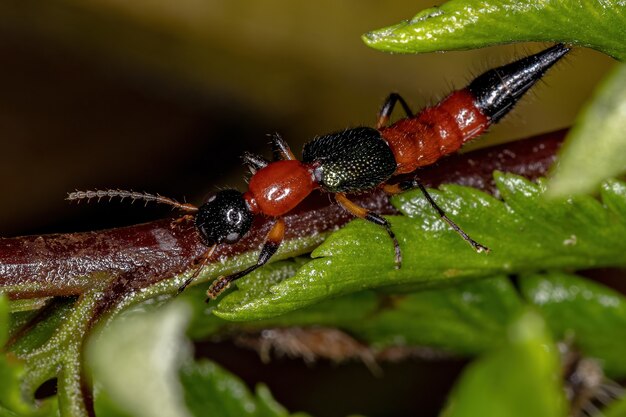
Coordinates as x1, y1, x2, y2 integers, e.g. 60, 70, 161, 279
67, 189, 198, 212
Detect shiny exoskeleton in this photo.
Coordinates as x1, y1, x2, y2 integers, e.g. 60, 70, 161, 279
68, 44, 570, 300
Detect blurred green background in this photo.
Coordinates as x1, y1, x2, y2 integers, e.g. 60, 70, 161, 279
0, 0, 615, 236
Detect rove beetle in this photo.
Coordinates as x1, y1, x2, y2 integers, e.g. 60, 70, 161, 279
68, 44, 570, 300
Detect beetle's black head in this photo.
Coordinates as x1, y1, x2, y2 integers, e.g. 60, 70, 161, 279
194, 189, 253, 246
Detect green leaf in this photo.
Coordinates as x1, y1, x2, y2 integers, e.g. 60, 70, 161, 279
215, 174, 626, 320
180, 361, 261, 417
12, 288, 108, 417
191, 257, 522, 354
181, 361, 307, 417
348, 276, 522, 354
187, 258, 383, 340
548, 66, 626, 197
0, 296, 35, 416
94, 391, 134, 417
88, 301, 307, 417
0, 295, 59, 417
606, 393, 626, 417
521, 271, 626, 378
362, 0, 626, 60
8, 299, 76, 356
88, 301, 194, 417
0, 356, 29, 416
0, 295, 7, 347
7, 299, 51, 314
443, 310, 566, 417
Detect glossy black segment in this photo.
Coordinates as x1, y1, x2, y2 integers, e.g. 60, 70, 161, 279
259, 240, 281, 264
219, 264, 256, 283
467, 44, 570, 122
302, 127, 396, 193
365, 212, 390, 227
195, 189, 253, 246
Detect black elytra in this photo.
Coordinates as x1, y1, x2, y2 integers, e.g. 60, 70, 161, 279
194, 189, 253, 246
302, 127, 397, 193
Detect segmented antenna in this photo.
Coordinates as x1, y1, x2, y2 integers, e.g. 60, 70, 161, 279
66, 189, 198, 212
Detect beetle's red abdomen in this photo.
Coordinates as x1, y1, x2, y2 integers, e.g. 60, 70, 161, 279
381, 89, 489, 174
245, 160, 315, 217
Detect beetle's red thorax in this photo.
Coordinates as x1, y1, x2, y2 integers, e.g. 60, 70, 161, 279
245, 160, 315, 217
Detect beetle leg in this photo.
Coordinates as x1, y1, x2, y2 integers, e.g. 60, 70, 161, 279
177, 244, 217, 293
242, 151, 270, 173
383, 180, 489, 253
206, 218, 285, 300
270, 132, 296, 161
376, 93, 414, 129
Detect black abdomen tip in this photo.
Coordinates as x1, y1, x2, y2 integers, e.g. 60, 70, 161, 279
468, 44, 570, 122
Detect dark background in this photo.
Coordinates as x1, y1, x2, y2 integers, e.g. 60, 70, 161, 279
0, 0, 615, 237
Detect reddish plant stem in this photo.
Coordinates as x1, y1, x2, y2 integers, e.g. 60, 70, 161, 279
0, 129, 565, 300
